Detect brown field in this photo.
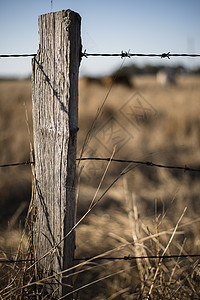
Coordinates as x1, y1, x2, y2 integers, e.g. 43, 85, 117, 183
0, 74, 200, 299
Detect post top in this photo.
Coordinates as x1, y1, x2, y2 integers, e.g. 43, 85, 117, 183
39, 9, 81, 20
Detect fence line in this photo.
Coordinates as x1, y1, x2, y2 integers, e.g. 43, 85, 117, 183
1, 253, 200, 264
1, 158, 200, 173
0, 13, 200, 298
1, 51, 200, 59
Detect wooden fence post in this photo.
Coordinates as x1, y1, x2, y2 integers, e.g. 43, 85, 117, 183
32, 10, 81, 298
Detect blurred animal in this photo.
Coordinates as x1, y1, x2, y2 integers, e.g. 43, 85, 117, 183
80, 76, 103, 86
102, 73, 134, 88
80, 73, 134, 89
156, 69, 176, 87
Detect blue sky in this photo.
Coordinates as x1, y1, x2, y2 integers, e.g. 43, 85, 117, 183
0, 0, 200, 77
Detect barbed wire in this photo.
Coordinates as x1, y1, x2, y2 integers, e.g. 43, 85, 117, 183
1, 254, 199, 264
0, 160, 34, 168
78, 157, 200, 172
82, 50, 200, 59
1, 51, 200, 59
0, 258, 34, 264
74, 254, 200, 261
0, 54, 36, 58
1, 158, 200, 173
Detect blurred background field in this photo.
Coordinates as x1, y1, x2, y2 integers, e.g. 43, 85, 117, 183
0, 70, 200, 298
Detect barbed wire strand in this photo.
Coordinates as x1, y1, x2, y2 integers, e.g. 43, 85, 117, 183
1, 254, 199, 264
82, 51, 200, 59
77, 157, 200, 172
0, 161, 33, 168
1, 51, 200, 59
0, 259, 34, 263
1, 158, 200, 173
0, 54, 36, 58
74, 254, 200, 261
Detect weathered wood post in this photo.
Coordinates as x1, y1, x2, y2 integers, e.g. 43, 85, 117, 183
32, 10, 81, 298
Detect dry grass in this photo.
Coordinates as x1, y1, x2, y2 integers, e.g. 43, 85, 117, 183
0, 74, 200, 299
0, 80, 32, 226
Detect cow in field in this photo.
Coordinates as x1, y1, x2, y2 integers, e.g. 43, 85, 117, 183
80, 73, 134, 89
102, 73, 134, 88
80, 76, 103, 86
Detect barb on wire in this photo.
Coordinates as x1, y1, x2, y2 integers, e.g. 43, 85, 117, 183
0, 158, 200, 173
81, 49, 88, 58
74, 254, 200, 261
161, 51, 170, 59
121, 50, 131, 59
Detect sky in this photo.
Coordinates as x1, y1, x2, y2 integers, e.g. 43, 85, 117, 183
0, 0, 200, 77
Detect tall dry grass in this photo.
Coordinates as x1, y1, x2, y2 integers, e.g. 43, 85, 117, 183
0, 74, 200, 299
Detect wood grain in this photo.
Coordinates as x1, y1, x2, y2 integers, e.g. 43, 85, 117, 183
32, 10, 81, 298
